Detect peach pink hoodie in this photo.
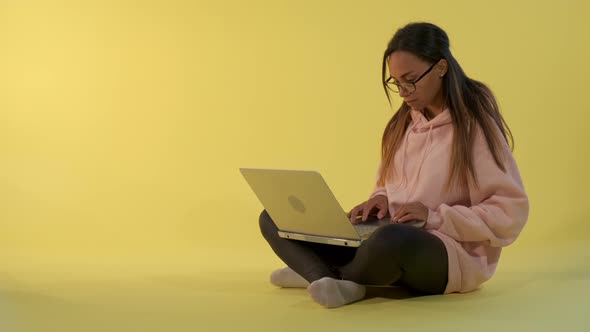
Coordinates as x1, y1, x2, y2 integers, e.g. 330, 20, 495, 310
370, 108, 529, 293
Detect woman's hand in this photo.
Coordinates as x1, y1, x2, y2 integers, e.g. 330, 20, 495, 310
347, 194, 389, 224
391, 202, 429, 223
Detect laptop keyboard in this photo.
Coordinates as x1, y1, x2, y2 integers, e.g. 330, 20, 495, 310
354, 224, 380, 238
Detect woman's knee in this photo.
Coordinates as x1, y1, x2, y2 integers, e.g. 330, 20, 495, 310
258, 209, 277, 238
340, 225, 415, 285
364, 224, 419, 253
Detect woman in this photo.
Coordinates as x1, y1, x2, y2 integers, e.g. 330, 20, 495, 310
259, 22, 529, 308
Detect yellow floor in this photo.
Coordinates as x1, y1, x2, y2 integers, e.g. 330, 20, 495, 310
1, 240, 588, 332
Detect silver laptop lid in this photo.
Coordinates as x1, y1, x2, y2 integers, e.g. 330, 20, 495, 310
240, 168, 360, 240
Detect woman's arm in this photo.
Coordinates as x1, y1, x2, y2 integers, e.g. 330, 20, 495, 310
425, 125, 530, 247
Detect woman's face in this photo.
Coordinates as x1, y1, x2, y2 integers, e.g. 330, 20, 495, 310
387, 51, 447, 112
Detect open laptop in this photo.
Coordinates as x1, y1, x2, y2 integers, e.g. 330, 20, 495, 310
240, 168, 425, 247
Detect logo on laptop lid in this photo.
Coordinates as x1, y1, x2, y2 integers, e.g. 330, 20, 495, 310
288, 195, 306, 213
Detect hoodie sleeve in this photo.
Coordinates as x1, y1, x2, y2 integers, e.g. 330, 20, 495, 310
424, 124, 529, 247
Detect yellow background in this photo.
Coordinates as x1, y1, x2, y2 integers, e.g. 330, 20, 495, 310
0, 0, 588, 331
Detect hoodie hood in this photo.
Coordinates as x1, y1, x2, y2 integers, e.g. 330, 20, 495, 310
409, 108, 452, 131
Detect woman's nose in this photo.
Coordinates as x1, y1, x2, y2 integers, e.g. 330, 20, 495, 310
398, 88, 411, 98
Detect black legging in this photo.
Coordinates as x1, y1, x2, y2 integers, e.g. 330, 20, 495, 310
259, 210, 449, 295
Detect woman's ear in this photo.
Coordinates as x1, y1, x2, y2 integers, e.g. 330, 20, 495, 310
438, 59, 448, 78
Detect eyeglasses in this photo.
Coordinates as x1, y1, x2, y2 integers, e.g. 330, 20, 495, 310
385, 60, 440, 94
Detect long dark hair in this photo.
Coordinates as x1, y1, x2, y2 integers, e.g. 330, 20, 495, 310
377, 22, 514, 191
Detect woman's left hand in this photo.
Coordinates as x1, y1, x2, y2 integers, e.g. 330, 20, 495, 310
391, 202, 429, 223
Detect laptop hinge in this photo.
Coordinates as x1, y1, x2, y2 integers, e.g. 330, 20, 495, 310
277, 231, 361, 247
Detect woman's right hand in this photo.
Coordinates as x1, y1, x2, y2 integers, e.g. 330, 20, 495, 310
347, 194, 389, 224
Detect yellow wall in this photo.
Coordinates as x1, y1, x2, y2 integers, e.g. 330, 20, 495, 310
0, 0, 588, 277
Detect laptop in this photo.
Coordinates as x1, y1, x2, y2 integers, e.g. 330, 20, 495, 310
240, 168, 425, 247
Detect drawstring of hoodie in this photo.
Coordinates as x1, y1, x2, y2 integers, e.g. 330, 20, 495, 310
403, 123, 434, 205
392, 108, 450, 215
398, 121, 417, 190
399, 122, 434, 207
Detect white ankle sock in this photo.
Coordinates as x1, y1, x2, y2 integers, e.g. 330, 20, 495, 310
307, 277, 366, 308
270, 267, 310, 288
